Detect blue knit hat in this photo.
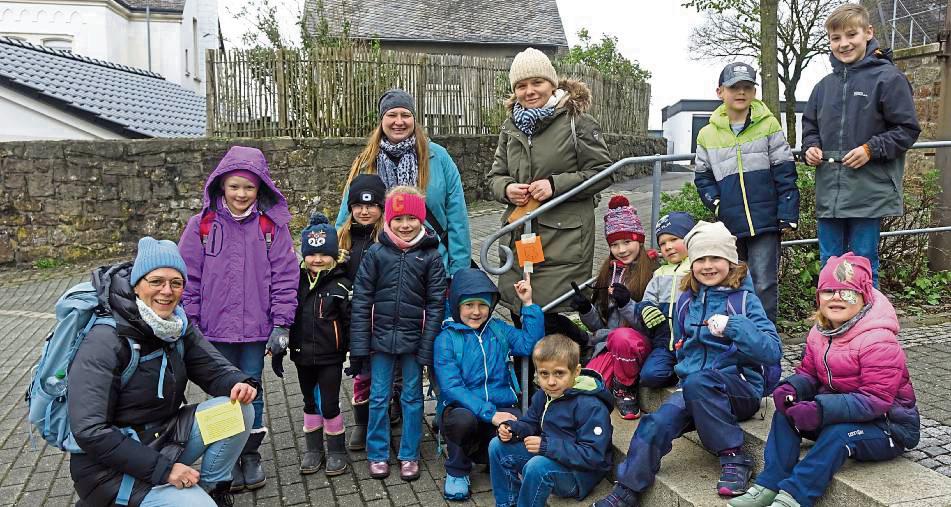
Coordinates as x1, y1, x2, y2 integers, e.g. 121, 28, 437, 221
131, 236, 188, 286
460, 293, 494, 308
655, 212, 697, 241
301, 212, 339, 258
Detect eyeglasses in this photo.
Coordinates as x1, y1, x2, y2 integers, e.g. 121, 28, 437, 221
818, 289, 858, 301
145, 277, 185, 290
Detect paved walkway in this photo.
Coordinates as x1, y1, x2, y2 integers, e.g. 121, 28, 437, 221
3, 172, 951, 506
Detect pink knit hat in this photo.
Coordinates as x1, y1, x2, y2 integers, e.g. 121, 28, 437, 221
220, 169, 261, 187
817, 252, 874, 305
604, 195, 645, 244
385, 192, 426, 224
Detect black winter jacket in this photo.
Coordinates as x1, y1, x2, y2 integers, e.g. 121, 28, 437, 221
68, 262, 250, 506
343, 222, 377, 282
350, 228, 447, 366
289, 264, 352, 366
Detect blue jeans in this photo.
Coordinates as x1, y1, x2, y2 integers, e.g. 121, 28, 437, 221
488, 438, 605, 507
640, 348, 677, 388
367, 353, 423, 462
140, 396, 254, 506
737, 232, 780, 322
817, 218, 881, 287
213, 341, 266, 429
755, 409, 903, 507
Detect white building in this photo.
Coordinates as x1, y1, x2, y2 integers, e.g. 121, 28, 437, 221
661, 99, 807, 164
0, 0, 218, 95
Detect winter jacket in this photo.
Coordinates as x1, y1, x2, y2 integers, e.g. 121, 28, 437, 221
434, 268, 545, 423
68, 262, 250, 506
782, 288, 919, 449
674, 275, 782, 397
641, 258, 692, 351
179, 146, 299, 343
350, 227, 448, 366
289, 264, 352, 366
695, 100, 799, 238
506, 369, 614, 474
342, 222, 377, 282
336, 141, 471, 277
487, 79, 614, 313
579, 292, 642, 346
802, 39, 921, 219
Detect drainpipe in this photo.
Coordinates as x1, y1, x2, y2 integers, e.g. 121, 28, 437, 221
146, 3, 152, 71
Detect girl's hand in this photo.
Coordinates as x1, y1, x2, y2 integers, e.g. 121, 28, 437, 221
524, 436, 542, 454
498, 422, 513, 441
527, 179, 553, 202
506, 183, 531, 206
514, 280, 533, 305
231, 383, 257, 404
707, 314, 729, 337
804, 146, 823, 166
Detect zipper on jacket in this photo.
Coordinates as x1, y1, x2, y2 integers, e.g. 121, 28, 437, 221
477, 328, 490, 401
834, 67, 850, 214
698, 289, 710, 370
540, 395, 554, 430
392, 251, 406, 350
822, 337, 838, 392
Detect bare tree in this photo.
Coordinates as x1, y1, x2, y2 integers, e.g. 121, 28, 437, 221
760, 0, 781, 122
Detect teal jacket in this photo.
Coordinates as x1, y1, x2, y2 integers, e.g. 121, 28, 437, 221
336, 141, 472, 276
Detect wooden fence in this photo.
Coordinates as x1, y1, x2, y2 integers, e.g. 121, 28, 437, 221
205, 47, 651, 138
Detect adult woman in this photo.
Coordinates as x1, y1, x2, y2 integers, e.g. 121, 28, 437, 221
68, 237, 258, 507
487, 47, 613, 317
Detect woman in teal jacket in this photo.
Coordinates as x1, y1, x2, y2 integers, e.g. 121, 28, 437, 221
335, 89, 472, 277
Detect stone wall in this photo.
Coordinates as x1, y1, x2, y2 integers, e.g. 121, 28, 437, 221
0, 134, 665, 265
894, 43, 946, 175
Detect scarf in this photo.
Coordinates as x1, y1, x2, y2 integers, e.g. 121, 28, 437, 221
219, 196, 256, 220
136, 298, 185, 341
383, 222, 426, 250
376, 136, 419, 189
512, 89, 565, 137
817, 303, 873, 338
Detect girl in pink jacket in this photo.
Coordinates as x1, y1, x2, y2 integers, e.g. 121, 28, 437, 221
730, 252, 919, 507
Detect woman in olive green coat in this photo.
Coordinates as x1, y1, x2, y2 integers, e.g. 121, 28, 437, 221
487, 47, 613, 316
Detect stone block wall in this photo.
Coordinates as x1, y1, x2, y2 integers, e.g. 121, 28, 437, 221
894, 43, 946, 176
0, 134, 665, 265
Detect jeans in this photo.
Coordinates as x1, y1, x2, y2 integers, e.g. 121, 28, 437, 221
615, 369, 761, 493
213, 341, 267, 429
140, 396, 254, 506
755, 410, 903, 507
817, 218, 882, 287
366, 353, 423, 462
441, 406, 520, 477
737, 232, 780, 322
488, 437, 605, 507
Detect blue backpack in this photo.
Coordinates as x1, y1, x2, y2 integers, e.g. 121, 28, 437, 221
676, 289, 782, 395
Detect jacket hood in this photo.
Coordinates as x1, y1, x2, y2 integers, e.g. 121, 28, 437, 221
830, 38, 891, 72
202, 146, 291, 226
447, 268, 500, 323
378, 224, 440, 251
505, 78, 592, 115
91, 261, 159, 344
561, 368, 614, 411
830, 287, 899, 345
710, 99, 773, 130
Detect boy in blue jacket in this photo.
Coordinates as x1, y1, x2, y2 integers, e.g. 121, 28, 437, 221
434, 268, 544, 501
489, 334, 614, 507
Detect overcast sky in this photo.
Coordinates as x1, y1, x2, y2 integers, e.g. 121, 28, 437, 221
218, 0, 834, 129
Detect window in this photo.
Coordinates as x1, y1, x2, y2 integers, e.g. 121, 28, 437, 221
192, 18, 199, 80
42, 38, 72, 51
185, 48, 190, 76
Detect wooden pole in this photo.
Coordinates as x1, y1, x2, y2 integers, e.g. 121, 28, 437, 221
205, 49, 217, 137
928, 3, 951, 270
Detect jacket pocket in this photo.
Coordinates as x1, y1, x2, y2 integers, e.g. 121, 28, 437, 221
203, 222, 223, 257
535, 213, 584, 266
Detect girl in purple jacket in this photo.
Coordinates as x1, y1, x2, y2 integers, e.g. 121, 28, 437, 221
731, 253, 919, 507
178, 146, 299, 492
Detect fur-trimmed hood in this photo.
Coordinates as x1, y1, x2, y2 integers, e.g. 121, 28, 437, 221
505, 78, 592, 115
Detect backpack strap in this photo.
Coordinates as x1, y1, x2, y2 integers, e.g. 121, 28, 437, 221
115, 427, 140, 505
675, 290, 693, 341
119, 337, 140, 389
198, 210, 216, 246
726, 290, 748, 317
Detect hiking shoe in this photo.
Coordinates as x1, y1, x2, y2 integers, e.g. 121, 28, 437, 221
728, 484, 778, 507
443, 474, 471, 501
717, 453, 753, 496
612, 379, 641, 420
768, 491, 800, 507
591, 483, 639, 507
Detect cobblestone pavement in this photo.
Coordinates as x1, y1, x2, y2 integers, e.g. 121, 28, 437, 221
4, 172, 951, 506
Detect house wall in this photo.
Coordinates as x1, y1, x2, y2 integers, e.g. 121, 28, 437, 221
893, 43, 945, 176
0, 87, 125, 141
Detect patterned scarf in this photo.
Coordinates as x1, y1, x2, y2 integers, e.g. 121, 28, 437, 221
376, 136, 419, 189
136, 298, 184, 341
511, 89, 565, 137
817, 303, 872, 338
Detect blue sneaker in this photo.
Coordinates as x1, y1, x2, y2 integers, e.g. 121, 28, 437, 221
444, 474, 470, 501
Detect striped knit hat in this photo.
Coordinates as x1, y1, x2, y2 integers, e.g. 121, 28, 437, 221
604, 195, 645, 244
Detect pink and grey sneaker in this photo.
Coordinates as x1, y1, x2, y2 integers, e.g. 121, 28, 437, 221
717, 452, 753, 496
612, 379, 641, 420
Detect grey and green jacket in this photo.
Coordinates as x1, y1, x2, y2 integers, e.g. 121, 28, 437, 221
642, 257, 692, 351
695, 100, 799, 238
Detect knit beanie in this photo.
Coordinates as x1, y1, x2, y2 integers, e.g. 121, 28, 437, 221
220, 169, 260, 187
347, 174, 386, 209
509, 47, 559, 89
384, 191, 427, 224
684, 221, 738, 265
604, 195, 645, 244
379, 89, 416, 118
818, 252, 874, 305
655, 212, 697, 241
460, 293, 494, 308
131, 236, 188, 287
301, 213, 339, 258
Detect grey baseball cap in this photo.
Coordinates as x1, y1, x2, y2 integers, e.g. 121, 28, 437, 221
719, 62, 758, 87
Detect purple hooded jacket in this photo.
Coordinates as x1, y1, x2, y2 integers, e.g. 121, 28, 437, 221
178, 146, 299, 343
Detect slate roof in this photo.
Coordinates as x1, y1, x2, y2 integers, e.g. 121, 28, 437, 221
305, 0, 568, 47
0, 37, 205, 138
120, 0, 186, 13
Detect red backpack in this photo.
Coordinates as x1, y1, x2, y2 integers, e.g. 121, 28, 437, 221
199, 210, 275, 251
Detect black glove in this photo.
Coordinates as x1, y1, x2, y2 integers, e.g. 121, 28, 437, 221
345, 356, 369, 377
610, 283, 631, 308
640, 304, 667, 330
569, 282, 592, 314
271, 352, 285, 378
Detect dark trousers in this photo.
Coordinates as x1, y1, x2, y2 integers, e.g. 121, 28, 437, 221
639, 348, 677, 388
737, 231, 781, 323
615, 369, 761, 493
441, 406, 521, 477
297, 364, 343, 419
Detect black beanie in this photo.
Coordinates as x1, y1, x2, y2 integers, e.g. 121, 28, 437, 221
347, 174, 386, 209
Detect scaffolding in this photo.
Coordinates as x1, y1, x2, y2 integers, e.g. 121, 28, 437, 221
867, 0, 948, 50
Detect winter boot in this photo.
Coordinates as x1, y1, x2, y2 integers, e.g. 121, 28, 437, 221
718, 451, 753, 496
767, 491, 801, 507
325, 432, 350, 476
592, 482, 639, 507
229, 459, 245, 493
349, 399, 369, 450
300, 428, 325, 474
728, 484, 779, 507
241, 429, 267, 490
612, 377, 641, 420
204, 481, 235, 507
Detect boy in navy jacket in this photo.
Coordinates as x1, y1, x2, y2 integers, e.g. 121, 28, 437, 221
488, 334, 613, 507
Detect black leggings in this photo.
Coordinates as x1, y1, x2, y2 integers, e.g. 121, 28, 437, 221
297, 364, 343, 420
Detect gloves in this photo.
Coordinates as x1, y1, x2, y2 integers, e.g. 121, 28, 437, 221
786, 401, 822, 431
266, 327, 289, 357
271, 353, 285, 378
610, 283, 631, 308
779, 220, 798, 231
772, 383, 797, 415
707, 314, 729, 337
640, 304, 667, 330
569, 282, 592, 314
345, 356, 369, 377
